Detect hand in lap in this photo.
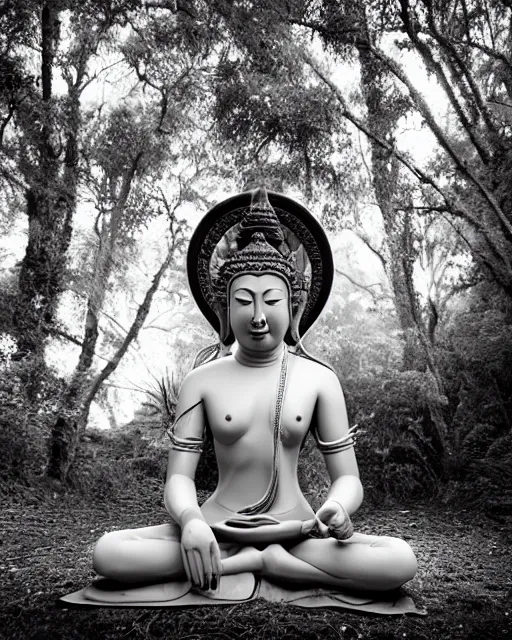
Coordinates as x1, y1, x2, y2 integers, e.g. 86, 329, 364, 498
180, 519, 222, 590
314, 500, 354, 540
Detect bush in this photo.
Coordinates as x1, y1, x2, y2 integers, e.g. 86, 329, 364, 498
0, 356, 61, 488
340, 369, 445, 502
69, 426, 168, 502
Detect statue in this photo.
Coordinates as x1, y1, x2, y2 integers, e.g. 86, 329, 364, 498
91, 187, 417, 595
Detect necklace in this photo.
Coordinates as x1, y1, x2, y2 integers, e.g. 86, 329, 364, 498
237, 345, 289, 515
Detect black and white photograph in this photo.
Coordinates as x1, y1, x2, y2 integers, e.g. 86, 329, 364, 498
1, 1, 511, 638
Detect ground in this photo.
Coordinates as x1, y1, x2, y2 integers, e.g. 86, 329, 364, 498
1, 483, 511, 640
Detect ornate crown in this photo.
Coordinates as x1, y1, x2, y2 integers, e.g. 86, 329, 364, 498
187, 186, 334, 347
212, 189, 303, 311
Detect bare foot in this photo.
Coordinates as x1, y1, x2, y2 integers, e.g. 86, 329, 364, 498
221, 546, 263, 575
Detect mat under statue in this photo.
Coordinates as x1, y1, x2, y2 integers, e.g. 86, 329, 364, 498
62, 188, 422, 615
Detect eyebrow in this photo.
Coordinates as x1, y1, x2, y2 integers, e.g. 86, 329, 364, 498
233, 288, 285, 295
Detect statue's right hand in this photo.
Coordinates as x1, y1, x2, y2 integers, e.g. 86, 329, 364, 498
180, 519, 222, 591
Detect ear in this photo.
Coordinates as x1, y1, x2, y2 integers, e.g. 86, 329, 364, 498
215, 302, 234, 347
289, 289, 308, 345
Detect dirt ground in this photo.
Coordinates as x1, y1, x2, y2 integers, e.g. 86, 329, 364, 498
1, 488, 511, 640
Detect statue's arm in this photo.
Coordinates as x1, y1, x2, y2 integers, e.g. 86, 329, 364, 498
315, 368, 364, 519
163, 369, 206, 527
163, 369, 222, 590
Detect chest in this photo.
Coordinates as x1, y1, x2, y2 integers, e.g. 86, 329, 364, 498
203, 364, 317, 448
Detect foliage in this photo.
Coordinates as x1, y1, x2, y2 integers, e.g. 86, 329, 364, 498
0, 357, 63, 487
68, 426, 167, 502
305, 299, 440, 501
142, 369, 180, 431
0, 0, 511, 511
435, 283, 512, 508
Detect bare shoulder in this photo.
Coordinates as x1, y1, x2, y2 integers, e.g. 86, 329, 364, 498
181, 355, 234, 388
291, 353, 341, 392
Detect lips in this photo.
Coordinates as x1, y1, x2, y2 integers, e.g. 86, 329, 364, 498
249, 329, 269, 339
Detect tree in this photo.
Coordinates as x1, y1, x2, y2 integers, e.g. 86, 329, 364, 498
0, 1, 136, 362
44, 14, 229, 480
0, 0, 235, 481
290, 0, 512, 299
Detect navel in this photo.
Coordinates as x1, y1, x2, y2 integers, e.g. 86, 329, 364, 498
296, 415, 302, 422
225, 414, 232, 422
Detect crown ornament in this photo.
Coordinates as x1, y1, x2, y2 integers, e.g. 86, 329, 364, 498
187, 185, 334, 350
237, 187, 285, 250
212, 188, 302, 313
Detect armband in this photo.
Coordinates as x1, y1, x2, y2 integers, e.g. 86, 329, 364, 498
169, 432, 204, 453
315, 424, 359, 455
167, 400, 206, 453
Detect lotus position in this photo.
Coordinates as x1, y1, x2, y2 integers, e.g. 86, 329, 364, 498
92, 188, 417, 594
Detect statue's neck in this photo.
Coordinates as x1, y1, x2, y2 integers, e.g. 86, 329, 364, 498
234, 343, 285, 368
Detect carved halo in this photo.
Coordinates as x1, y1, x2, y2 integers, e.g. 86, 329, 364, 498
187, 190, 334, 345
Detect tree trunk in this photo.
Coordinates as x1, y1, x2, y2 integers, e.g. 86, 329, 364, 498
16, 3, 78, 365
47, 377, 87, 481
358, 49, 425, 363
47, 246, 175, 481
357, 44, 450, 467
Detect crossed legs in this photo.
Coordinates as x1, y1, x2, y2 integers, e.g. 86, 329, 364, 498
93, 525, 417, 592
220, 533, 417, 591
92, 524, 184, 584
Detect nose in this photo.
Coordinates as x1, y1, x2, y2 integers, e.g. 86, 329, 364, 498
251, 300, 267, 328
251, 313, 267, 328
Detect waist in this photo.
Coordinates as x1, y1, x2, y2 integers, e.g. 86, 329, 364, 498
201, 494, 314, 526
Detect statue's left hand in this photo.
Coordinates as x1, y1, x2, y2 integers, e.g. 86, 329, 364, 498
314, 499, 354, 540
180, 519, 222, 590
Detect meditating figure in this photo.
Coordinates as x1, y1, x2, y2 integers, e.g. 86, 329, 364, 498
92, 188, 417, 594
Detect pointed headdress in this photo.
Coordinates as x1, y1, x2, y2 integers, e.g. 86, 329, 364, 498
187, 187, 333, 349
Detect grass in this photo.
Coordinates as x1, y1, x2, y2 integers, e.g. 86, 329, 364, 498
1, 476, 511, 640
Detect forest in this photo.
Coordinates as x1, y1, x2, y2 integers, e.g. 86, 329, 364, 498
0, 1, 511, 639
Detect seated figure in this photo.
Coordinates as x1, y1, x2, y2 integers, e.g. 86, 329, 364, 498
92, 187, 417, 594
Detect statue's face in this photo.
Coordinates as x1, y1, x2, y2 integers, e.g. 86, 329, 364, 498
229, 273, 290, 352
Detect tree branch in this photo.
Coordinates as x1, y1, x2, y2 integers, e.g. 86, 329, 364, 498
301, 49, 512, 264
49, 327, 111, 363
420, 0, 498, 134
399, 0, 490, 164
365, 43, 512, 239
335, 268, 389, 302
454, 36, 512, 72
83, 244, 176, 408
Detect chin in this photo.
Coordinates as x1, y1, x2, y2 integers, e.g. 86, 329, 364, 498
251, 337, 282, 351
248, 339, 272, 350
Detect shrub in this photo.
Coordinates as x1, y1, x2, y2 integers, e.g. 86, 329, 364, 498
0, 355, 62, 488
70, 427, 167, 502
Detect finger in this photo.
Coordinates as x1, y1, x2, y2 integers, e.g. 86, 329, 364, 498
300, 518, 316, 535
181, 546, 193, 583
329, 517, 354, 540
211, 541, 222, 589
192, 549, 206, 590
314, 516, 330, 538
188, 550, 202, 588
341, 520, 354, 539
199, 546, 213, 591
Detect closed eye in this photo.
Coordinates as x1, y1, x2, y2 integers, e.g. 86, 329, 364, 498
234, 297, 252, 306
265, 299, 284, 306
